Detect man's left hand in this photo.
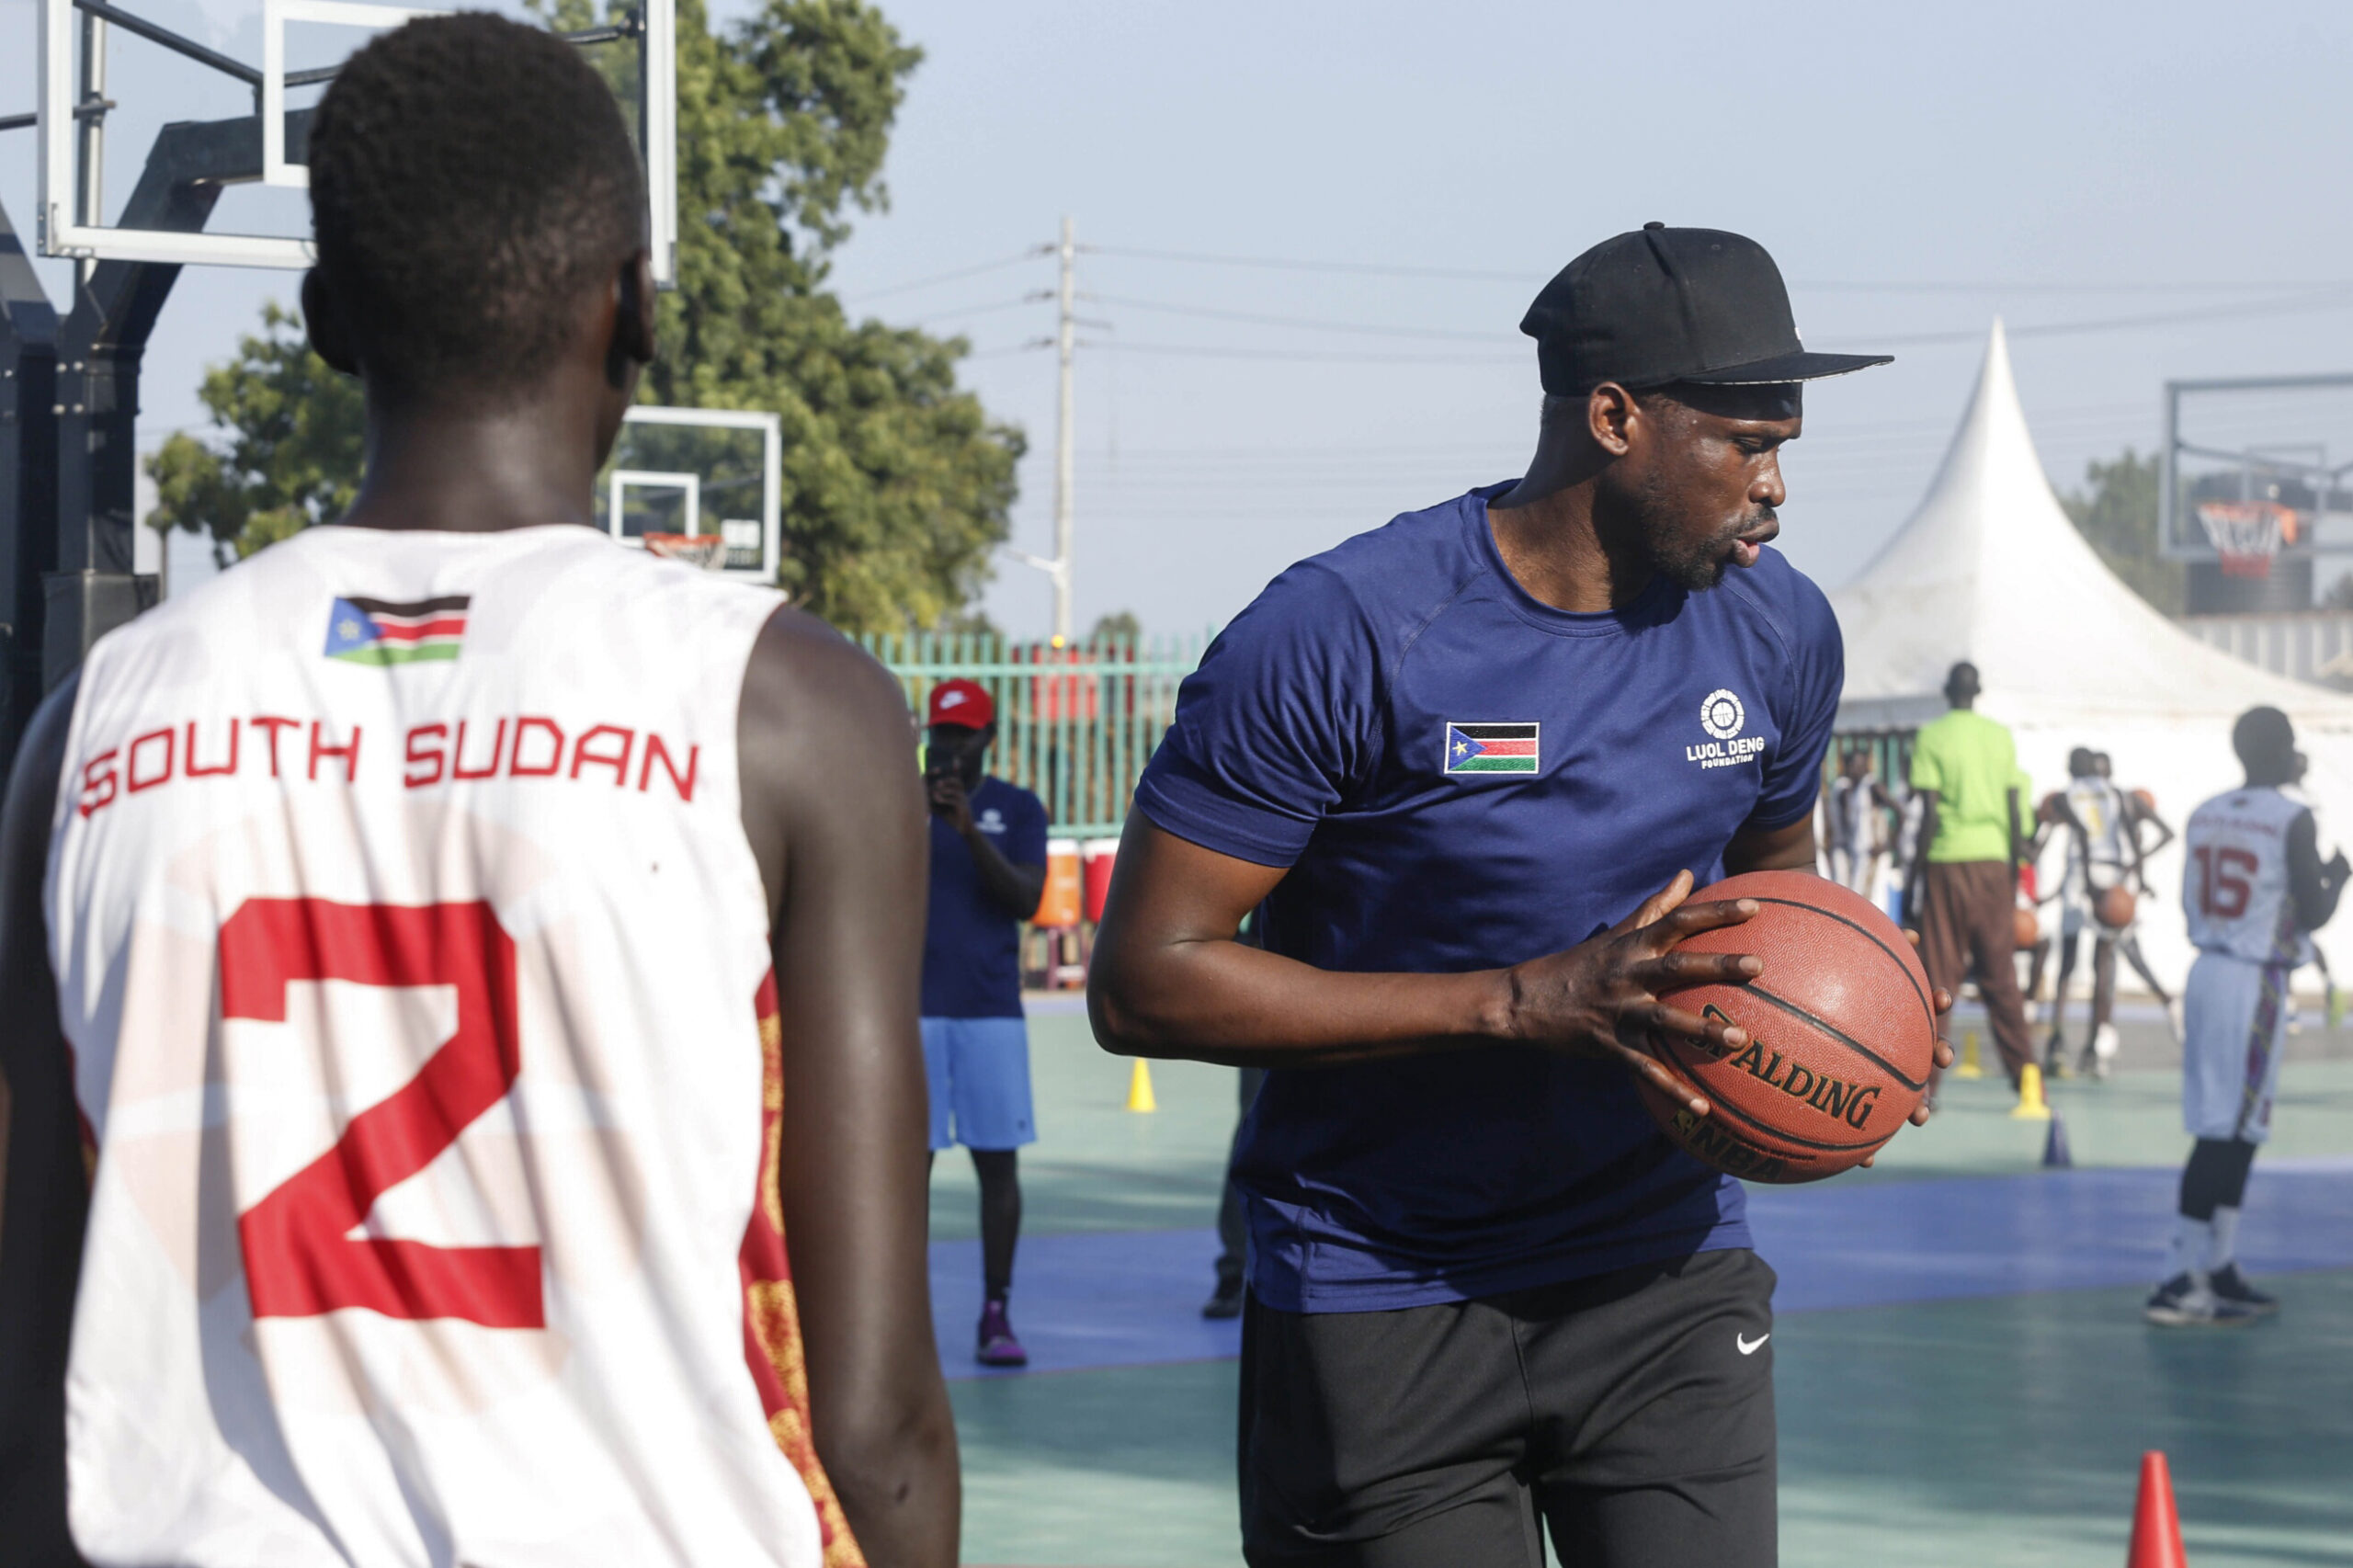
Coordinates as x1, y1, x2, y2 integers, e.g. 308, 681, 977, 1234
927, 772, 975, 835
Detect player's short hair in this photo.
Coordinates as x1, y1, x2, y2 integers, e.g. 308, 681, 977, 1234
1943, 661, 1980, 699
2233, 706, 2295, 769
2069, 746, 2095, 776
307, 14, 645, 408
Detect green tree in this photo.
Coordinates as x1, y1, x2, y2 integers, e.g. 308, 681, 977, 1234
2060, 448, 2184, 616
146, 0, 1020, 631
146, 302, 364, 563
1086, 609, 1141, 647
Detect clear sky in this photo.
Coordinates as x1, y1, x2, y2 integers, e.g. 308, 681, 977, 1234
7, 0, 2353, 631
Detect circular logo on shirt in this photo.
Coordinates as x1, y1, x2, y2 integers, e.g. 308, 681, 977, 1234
1700, 688, 1746, 741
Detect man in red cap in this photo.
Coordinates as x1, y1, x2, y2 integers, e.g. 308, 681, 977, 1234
921, 679, 1050, 1364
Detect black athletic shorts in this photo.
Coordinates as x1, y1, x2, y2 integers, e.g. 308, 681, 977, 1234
1238, 1247, 1777, 1568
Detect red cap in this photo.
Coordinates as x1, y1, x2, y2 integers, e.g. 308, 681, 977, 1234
927, 677, 995, 729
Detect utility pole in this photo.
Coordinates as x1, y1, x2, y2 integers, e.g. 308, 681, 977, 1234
1004, 217, 1080, 642
1051, 213, 1075, 645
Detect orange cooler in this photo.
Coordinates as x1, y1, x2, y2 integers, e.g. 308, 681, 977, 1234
1034, 838, 1082, 927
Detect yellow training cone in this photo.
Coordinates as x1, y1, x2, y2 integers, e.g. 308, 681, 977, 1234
2009, 1062, 2052, 1121
1125, 1058, 1158, 1113
1954, 1028, 1984, 1080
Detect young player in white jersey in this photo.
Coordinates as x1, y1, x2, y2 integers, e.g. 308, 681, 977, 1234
2043, 748, 2170, 1079
2100, 754, 2181, 1032
2148, 708, 2348, 1326
0, 17, 955, 1564
1824, 747, 1892, 896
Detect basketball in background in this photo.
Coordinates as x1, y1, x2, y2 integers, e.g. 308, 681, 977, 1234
2097, 885, 2137, 929
1638, 870, 1936, 1184
2132, 788, 2156, 815
2013, 905, 2040, 949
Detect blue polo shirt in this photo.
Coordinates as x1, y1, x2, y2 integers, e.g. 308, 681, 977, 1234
922, 776, 1050, 1019
1132, 483, 1842, 1312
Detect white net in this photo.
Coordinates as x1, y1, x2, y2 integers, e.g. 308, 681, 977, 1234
2195, 501, 2297, 579
642, 533, 729, 571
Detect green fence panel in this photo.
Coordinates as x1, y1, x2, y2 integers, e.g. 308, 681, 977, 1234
860, 631, 1209, 840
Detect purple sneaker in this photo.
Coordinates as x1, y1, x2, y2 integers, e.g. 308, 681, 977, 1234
976, 1299, 1029, 1368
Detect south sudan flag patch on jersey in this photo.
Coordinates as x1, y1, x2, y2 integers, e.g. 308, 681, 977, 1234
1444, 722, 1540, 774
324, 596, 469, 665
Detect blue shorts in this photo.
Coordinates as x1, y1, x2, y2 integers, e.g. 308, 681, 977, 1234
921, 1016, 1036, 1152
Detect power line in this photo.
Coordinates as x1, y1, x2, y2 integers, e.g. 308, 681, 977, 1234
846, 247, 1048, 304
1813, 288, 2353, 349
1084, 293, 1503, 343
1085, 341, 1519, 365
1082, 243, 2351, 295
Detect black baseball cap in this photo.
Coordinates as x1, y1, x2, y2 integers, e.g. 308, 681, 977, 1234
1520, 223, 1892, 395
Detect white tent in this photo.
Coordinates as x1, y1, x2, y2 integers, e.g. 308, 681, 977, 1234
1831, 320, 2353, 992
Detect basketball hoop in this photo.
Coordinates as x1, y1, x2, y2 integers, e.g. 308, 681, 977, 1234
2195, 500, 2299, 578
642, 533, 728, 571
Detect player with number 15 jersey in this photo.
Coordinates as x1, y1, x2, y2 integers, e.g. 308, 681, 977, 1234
2152, 708, 2348, 1327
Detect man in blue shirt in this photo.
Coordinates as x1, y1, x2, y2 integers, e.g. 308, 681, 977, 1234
1092, 226, 1945, 1567
920, 678, 1049, 1366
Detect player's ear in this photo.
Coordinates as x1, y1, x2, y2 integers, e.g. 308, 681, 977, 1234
301, 268, 359, 378
604, 249, 657, 390
1586, 381, 1637, 457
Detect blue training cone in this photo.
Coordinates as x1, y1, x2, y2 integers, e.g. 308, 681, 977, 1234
2041, 1109, 2073, 1169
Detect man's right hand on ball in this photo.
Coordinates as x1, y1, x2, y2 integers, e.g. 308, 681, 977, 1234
1495, 870, 1761, 1116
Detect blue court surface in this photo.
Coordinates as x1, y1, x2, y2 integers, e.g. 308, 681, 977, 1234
924, 1016, 2353, 1566
933, 1157, 2353, 1379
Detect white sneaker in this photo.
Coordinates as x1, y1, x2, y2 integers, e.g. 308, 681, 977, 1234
2166, 997, 2185, 1045
2145, 1271, 2257, 1327
2091, 1023, 2120, 1079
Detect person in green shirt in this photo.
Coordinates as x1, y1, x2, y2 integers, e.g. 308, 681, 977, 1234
1905, 662, 2033, 1091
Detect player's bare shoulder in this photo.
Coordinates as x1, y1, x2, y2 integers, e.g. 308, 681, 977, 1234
735, 605, 927, 917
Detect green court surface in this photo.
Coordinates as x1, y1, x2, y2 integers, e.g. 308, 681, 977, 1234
928, 1008, 2353, 1567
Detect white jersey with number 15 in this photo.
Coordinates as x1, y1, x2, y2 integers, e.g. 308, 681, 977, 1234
2183, 784, 2310, 967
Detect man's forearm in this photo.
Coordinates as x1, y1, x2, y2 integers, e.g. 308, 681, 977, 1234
1091, 936, 1512, 1069
957, 826, 1044, 920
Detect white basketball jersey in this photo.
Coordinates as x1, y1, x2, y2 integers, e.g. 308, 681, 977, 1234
2183, 783, 2310, 968
45, 525, 862, 1568
2064, 776, 2131, 890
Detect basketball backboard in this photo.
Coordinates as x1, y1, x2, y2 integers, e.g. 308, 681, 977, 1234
2160, 372, 2353, 569
28, 0, 676, 278
607, 406, 781, 581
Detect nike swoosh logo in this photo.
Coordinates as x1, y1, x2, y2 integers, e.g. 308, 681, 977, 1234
1736, 1332, 1770, 1356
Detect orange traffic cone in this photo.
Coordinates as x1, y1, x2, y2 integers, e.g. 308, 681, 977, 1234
2126, 1450, 2187, 1568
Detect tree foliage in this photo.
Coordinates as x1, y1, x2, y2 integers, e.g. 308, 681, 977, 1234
146, 303, 364, 563
146, 0, 1020, 632
2060, 448, 2184, 616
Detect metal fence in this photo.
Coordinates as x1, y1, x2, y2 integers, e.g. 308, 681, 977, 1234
859, 632, 1210, 838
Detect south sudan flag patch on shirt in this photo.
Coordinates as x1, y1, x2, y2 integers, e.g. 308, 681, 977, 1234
1444, 722, 1540, 774
324, 596, 469, 665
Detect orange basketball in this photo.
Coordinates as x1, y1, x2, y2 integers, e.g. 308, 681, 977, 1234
1639, 870, 1935, 1185
2013, 905, 2040, 949
2132, 789, 2156, 815
2097, 885, 2137, 929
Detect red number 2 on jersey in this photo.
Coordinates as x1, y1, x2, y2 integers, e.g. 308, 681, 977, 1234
2191, 845, 2259, 920
220, 899, 544, 1328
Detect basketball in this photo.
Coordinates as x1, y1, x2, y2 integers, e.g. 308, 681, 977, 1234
2038, 790, 2068, 824
2097, 885, 2137, 929
2013, 905, 2040, 948
1638, 870, 1936, 1185
2132, 788, 2156, 815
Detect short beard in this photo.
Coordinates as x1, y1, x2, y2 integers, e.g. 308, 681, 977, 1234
1646, 527, 1738, 592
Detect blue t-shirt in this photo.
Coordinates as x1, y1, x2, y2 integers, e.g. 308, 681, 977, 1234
922, 776, 1050, 1018
1132, 483, 1843, 1312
